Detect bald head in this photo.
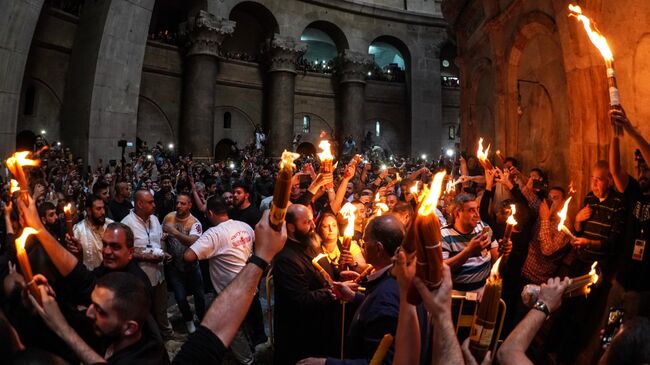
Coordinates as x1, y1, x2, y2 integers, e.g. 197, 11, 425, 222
364, 215, 405, 257
134, 190, 155, 218
286, 204, 314, 241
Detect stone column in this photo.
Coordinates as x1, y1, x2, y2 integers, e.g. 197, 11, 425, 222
265, 34, 307, 157
337, 50, 373, 150
179, 11, 234, 159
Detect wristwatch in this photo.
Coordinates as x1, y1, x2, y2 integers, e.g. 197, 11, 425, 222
248, 254, 269, 271
532, 300, 551, 318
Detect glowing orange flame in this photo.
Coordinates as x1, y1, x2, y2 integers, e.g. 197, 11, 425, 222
418, 171, 447, 216
375, 202, 389, 216
340, 203, 357, 238
395, 172, 401, 182
506, 204, 518, 226
477, 138, 491, 163
410, 181, 419, 195
10, 179, 19, 194
7, 151, 40, 168
280, 150, 300, 169
557, 196, 573, 232
16, 227, 39, 251
317, 140, 334, 161
568, 4, 614, 63
64, 203, 72, 214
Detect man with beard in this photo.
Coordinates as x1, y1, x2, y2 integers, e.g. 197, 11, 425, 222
253, 167, 274, 203
273, 204, 357, 365
72, 195, 114, 270
228, 182, 260, 229
222, 191, 234, 210
608, 107, 650, 320
29, 272, 167, 364
184, 196, 255, 365
162, 193, 205, 334
93, 180, 114, 220
154, 176, 175, 222
39, 201, 65, 243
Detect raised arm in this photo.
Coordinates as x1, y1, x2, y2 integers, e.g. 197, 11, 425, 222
497, 277, 570, 365
610, 107, 650, 192
391, 250, 420, 365
17, 195, 78, 277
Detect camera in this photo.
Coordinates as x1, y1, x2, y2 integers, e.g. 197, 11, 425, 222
118, 140, 127, 148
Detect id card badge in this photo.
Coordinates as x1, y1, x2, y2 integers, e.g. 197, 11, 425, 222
632, 239, 646, 261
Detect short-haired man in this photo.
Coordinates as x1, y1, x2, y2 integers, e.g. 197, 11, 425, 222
73, 195, 114, 270
29, 272, 167, 364
441, 193, 499, 293
93, 180, 114, 220
184, 196, 256, 364
228, 181, 261, 229
122, 190, 175, 340
109, 181, 133, 222
162, 193, 205, 334
155, 175, 176, 222
39, 201, 64, 242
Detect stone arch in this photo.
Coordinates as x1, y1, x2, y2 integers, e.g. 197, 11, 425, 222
368, 35, 411, 71
214, 138, 237, 161
293, 112, 334, 145
505, 11, 570, 184
221, 1, 279, 60
364, 117, 397, 155
18, 78, 63, 142
137, 95, 175, 147
302, 20, 349, 52
214, 106, 256, 147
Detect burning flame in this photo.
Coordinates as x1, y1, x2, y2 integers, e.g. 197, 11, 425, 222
418, 171, 447, 216
16, 227, 39, 250
584, 261, 600, 295
317, 140, 334, 161
568, 4, 614, 63
375, 202, 389, 216
7, 151, 40, 168
10, 179, 19, 194
477, 138, 491, 164
64, 203, 72, 214
410, 181, 419, 195
395, 172, 401, 182
340, 203, 357, 238
313, 253, 328, 265
490, 256, 503, 280
506, 204, 518, 226
556, 196, 573, 232
568, 180, 576, 196
280, 150, 300, 169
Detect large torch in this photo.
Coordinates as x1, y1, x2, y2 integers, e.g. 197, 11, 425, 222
6, 151, 40, 203
557, 197, 577, 240
568, 4, 622, 135
402, 171, 447, 305
15, 227, 42, 304
339, 202, 357, 270
269, 151, 300, 231
318, 139, 335, 189
477, 138, 494, 171
522, 262, 600, 306
502, 204, 518, 253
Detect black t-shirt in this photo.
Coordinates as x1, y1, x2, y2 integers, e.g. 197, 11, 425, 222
109, 199, 133, 222
95, 332, 168, 365
228, 204, 261, 229
616, 177, 650, 291
172, 325, 227, 365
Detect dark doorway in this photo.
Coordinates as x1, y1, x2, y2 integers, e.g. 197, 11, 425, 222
296, 142, 317, 157
214, 138, 236, 161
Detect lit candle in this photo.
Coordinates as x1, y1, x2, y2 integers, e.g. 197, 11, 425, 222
469, 257, 503, 359
476, 138, 494, 171
521, 262, 599, 306
502, 204, 518, 253
6, 151, 39, 203
312, 253, 333, 286
556, 197, 577, 240
15, 227, 42, 304
269, 151, 300, 231
339, 203, 356, 270
64, 203, 74, 238
317, 139, 334, 189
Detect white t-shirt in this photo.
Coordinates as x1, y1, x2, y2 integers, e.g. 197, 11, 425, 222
189, 219, 254, 292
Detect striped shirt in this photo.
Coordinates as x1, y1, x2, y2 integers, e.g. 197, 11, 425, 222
441, 221, 498, 291
576, 191, 625, 267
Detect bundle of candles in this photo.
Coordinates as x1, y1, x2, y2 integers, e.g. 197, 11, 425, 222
269, 151, 300, 231
6, 151, 40, 203
501, 204, 518, 253
343, 154, 362, 179
312, 253, 333, 287
374, 193, 389, 216
339, 202, 357, 270
15, 227, 42, 304
369, 333, 394, 365
318, 139, 334, 189
476, 138, 494, 171
402, 171, 447, 305
556, 197, 577, 240
354, 264, 374, 283
469, 257, 503, 359
568, 4, 622, 135
521, 262, 600, 307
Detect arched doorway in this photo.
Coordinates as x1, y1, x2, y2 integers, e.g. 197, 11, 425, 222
299, 21, 349, 72
296, 142, 317, 157
214, 138, 236, 162
368, 36, 410, 82
221, 2, 279, 62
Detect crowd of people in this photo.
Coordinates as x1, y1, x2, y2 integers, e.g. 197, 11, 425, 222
0, 106, 649, 365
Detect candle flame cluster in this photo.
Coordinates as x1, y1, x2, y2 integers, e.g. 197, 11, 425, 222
506, 204, 517, 226
556, 196, 576, 239
340, 202, 357, 238
312, 253, 333, 286
418, 171, 447, 217
476, 138, 494, 171
317, 140, 334, 161
280, 150, 300, 169
568, 4, 613, 63
10, 179, 20, 194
